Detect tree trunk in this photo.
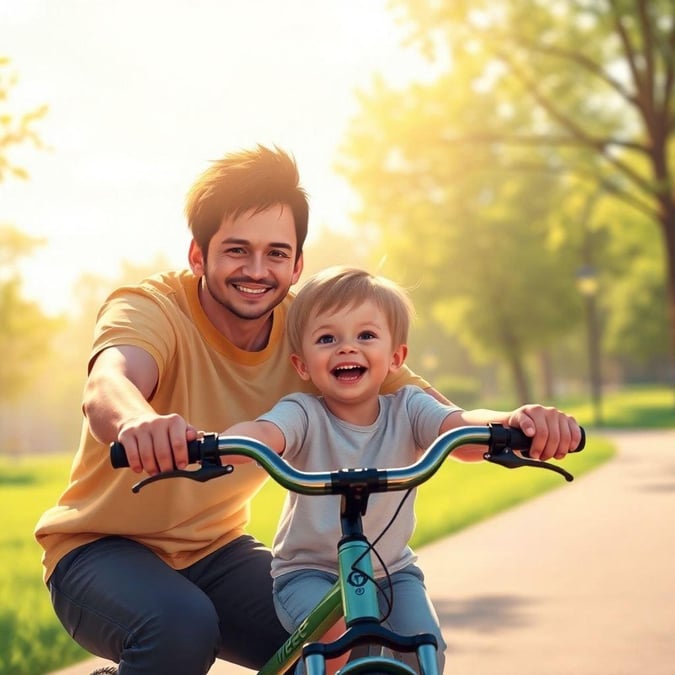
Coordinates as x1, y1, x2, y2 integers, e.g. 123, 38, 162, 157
502, 329, 532, 404
537, 350, 555, 401
659, 202, 675, 406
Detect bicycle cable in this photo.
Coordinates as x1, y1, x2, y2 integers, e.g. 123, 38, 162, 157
350, 487, 414, 624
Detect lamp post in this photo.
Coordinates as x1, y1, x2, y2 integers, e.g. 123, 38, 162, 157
576, 264, 603, 426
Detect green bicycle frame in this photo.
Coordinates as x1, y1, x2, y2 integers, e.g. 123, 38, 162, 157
257, 580, 343, 674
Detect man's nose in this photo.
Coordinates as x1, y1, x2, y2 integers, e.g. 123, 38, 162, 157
243, 254, 266, 279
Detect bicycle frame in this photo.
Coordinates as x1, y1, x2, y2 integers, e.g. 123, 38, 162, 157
256, 492, 440, 675
258, 580, 342, 674
258, 503, 438, 674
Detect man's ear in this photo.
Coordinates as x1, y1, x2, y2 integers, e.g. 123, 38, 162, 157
290, 353, 311, 381
188, 240, 205, 275
390, 344, 408, 372
291, 253, 304, 286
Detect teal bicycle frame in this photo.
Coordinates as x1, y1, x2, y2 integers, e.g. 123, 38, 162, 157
118, 424, 584, 674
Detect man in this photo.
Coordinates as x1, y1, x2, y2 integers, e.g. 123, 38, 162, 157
34, 146, 435, 674
35, 145, 580, 674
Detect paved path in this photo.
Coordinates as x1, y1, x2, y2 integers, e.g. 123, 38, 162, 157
50, 429, 675, 674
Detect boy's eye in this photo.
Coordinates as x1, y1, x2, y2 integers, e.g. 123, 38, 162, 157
359, 331, 377, 340
316, 334, 335, 344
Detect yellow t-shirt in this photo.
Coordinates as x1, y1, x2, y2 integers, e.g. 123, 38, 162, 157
35, 270, 429, 582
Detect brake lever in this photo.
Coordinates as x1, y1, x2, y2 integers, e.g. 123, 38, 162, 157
132, 460, 235, 493
483, 447, 574, 482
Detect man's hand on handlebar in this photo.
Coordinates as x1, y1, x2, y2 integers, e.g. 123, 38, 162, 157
117, 413, 199, 475
505, 405, 581, 462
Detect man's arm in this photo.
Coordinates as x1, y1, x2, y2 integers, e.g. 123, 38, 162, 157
83, 345, 196, 474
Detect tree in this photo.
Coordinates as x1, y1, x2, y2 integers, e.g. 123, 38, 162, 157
0, 227, 61, 402
0, 58, 54, 407
338, 52, 585, 402
0, 57, 47, 180
387, 0, 675, 385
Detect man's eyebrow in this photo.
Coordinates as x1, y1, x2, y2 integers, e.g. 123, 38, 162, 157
219, 237, 293, 250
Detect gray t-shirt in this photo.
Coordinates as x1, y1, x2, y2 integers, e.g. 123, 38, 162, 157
259, 385, 460, 578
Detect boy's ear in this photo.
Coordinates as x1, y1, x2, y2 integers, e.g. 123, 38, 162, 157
390, 344, 408, 371
290, 353, 311, 381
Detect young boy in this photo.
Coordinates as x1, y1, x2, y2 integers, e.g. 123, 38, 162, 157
223, 266, 581, 673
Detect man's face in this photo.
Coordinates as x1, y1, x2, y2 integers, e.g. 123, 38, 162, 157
191, 204, 303, 322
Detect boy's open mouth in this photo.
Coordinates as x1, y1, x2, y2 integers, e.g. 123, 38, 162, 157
331, 365, 367, 381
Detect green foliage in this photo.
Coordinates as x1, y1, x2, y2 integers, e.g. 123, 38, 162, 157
0, 57, 47, 181
601, 207, 669, 364
339, 0, 675, 397
0, 226, 63, 404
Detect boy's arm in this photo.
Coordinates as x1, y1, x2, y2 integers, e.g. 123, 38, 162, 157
221, 420, 287, 462
439, 405, 581, 463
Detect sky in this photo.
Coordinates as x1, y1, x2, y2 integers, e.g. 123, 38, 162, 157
1, 0, 429, 315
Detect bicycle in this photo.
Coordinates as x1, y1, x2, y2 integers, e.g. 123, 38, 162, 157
108, 423, 585, 674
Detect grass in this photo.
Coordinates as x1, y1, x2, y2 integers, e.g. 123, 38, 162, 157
562, 384, 675, 429
2, 384, 671, 674
0, 456, 91, 675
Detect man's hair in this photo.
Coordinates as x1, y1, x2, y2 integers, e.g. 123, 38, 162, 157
185, 145, 309, 261
286, 266, 414, 355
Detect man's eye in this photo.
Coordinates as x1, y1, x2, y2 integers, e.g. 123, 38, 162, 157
270, 249, 290, 258
226, 247, 245, 255
316, 334, 335, 344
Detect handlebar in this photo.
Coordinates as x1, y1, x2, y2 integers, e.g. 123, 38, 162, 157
110, 424, 586, 494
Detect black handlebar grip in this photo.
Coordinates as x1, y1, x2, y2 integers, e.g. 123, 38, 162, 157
110, 438, 204, 468
574, 427, 586, 452
506, 426, 586, 455
110, 442, 130, 468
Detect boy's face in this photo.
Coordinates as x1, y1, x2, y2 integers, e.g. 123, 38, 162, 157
189, 203, 303, 323
291, 299, 407, 407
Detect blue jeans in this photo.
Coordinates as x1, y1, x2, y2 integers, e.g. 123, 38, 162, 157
49, 535, 289, 674
273, 564, 446, 672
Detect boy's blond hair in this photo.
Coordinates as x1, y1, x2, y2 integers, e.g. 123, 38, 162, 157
286, 266, 414, 355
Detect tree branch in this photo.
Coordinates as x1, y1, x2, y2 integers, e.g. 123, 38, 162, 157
516, 39, 637, 106
495, 159, 660, 221
490, 48, 656, 197
608, 0, 648, 109
441, 131, 649, 154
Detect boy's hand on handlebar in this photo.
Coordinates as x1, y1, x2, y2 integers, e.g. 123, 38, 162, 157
506, 405, 581, 461
117, 414, 198, 475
